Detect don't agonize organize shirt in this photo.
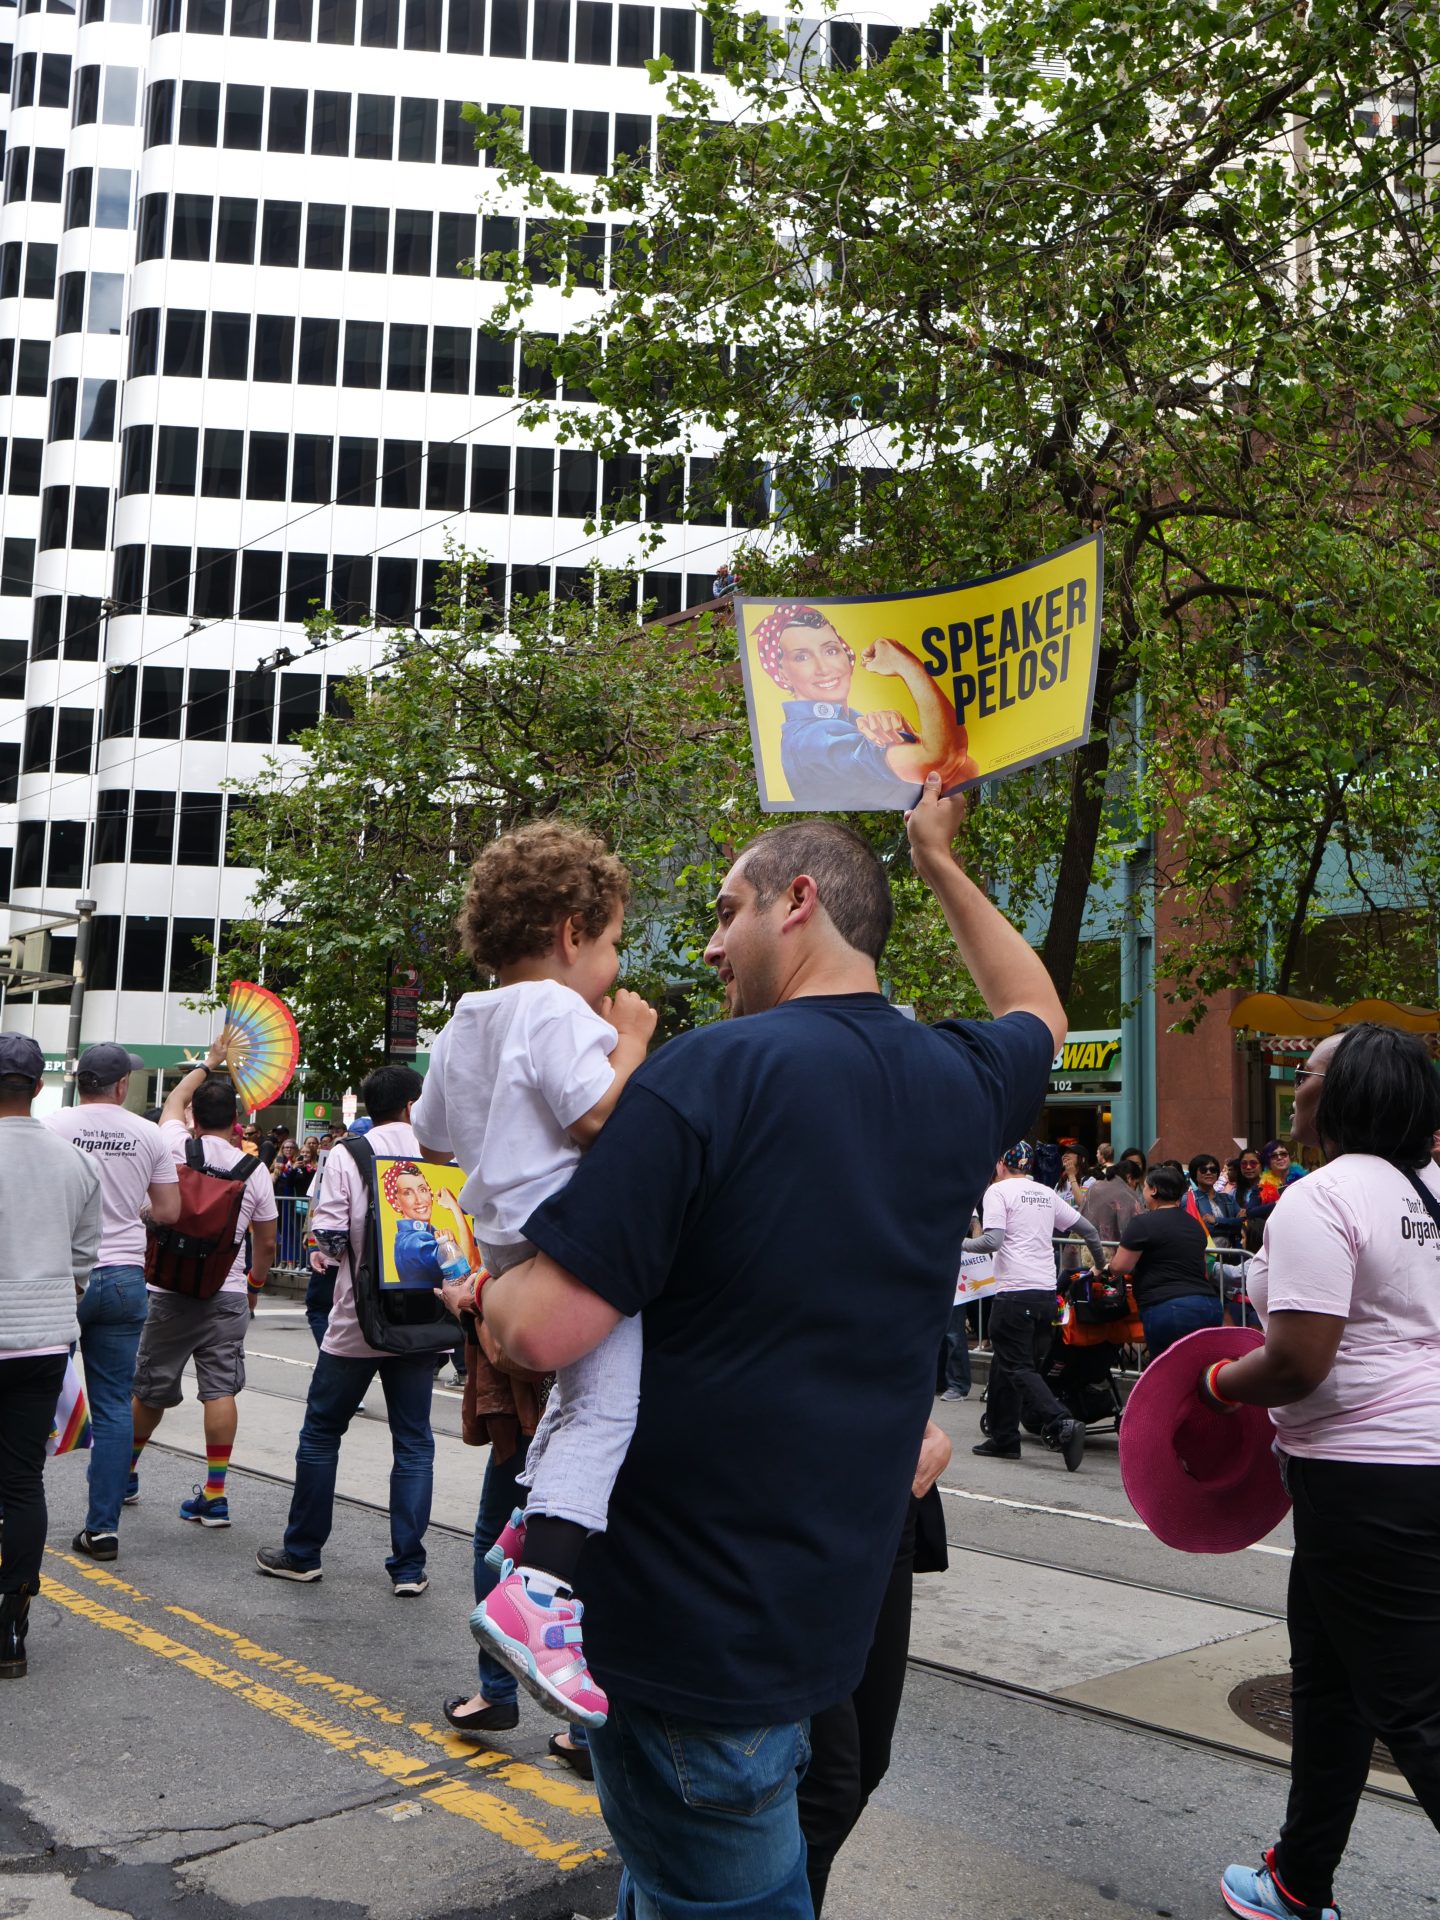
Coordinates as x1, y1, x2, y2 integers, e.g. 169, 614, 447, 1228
524, 994, 1054, 1725
45, 1104, 177, 1268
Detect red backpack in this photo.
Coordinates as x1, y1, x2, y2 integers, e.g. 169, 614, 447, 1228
144, 1138, 266, 1300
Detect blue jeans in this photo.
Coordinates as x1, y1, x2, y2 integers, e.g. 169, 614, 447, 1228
472, 1437, 587, 1749
590, 1697, 813, 1918
1140, 1291, 1224, 1357
942, 1303, 971, 1394
284, 1350, 434, 1582
76, 1265, 149, 1534
304, 1265, 336, 1349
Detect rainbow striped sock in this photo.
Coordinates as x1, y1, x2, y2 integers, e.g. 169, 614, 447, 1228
203, 1445, 233, 1502
130, 1437, 148, 1471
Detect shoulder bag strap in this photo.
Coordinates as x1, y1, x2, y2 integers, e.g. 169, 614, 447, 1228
1402, 1167, 1440, 1235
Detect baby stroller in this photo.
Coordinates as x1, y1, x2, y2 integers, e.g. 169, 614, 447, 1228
981, 1271, 1137, 1439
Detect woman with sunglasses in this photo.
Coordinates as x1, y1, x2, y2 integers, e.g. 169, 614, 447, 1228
1201, 1025, 1440, 1920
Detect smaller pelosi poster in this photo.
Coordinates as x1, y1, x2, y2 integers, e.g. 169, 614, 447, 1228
955, 1251, 997, 1305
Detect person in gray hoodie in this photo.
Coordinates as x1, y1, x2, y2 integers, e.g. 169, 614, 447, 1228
0, 1034, 102, 1678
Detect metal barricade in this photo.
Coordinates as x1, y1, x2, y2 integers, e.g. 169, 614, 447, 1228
271, 1192, 312, 1279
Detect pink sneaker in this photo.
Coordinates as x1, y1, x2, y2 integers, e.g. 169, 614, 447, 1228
483, 1507, 527, 1575
470, 1567, 608, 1727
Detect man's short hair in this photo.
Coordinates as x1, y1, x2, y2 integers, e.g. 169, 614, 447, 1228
192, 1076, 238, 1130
1145, 1164, 1186, 1204
0, 1072, 37, 1100
362, 1064, 424, 1122
739, 820, 893, 963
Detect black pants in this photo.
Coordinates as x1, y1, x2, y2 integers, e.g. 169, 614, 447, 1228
1274, 1456, 1440, 1907
986, 1290, 1067, 1448
0, 1353, 67, 1594
799, 1504, 917, 1915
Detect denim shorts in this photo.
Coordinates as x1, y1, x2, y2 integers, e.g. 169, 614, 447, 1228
132, 1290, 249, 1406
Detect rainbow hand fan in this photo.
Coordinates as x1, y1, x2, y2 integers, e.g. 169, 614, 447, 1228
222, 980, 300, 1113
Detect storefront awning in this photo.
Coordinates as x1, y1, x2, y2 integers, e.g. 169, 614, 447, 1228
1229, 992, 1440, 1038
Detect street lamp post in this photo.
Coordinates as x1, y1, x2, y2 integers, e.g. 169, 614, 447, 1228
61, 897, 97, 1108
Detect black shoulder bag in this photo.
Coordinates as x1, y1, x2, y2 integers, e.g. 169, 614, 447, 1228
337, 1136, 463, 1357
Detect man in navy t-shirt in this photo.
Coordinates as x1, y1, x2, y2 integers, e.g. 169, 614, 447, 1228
484, 774, 1063, 1919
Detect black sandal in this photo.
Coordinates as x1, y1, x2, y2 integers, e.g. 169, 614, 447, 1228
443, 1695, 520, 1734
548, 1732, 594, 1781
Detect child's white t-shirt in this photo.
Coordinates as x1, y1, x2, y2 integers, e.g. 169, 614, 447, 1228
411, 981, 617, 1248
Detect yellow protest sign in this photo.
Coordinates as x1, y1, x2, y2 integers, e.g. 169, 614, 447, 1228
734, 533, 1103, 812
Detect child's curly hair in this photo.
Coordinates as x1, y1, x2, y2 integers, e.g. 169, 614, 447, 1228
459, 821, 631, 971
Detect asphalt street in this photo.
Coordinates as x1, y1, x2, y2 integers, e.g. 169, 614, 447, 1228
0, 1308, 1435, 1919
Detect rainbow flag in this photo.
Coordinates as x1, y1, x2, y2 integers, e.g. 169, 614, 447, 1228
46, 1360, 92, 1456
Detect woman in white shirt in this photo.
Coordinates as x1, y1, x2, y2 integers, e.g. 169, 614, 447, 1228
1201, 1025, 1440, 1920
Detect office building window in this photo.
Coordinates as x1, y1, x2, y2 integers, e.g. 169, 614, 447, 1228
139, 666, 183, 736
574, 0, 609, 58
447, 0, 483, 49
393, 208, 432, 275
113, 546, 146, 612
2, 539, 36, 597
164, 308, 206, 377
208, 311, 250, 381
89, 270, 123, 333
261, 200, 302, 266
247, 431, 288, 500
343, 320, 383, 388
572, 109, 607, 173
275, 0, 314, 36
171, 192, 213, 260
65, 596, 102, 659
331, 555, 372, 617
278, 670, 322, 739
317, 0, 355, 37
14, 821, 44, 889
381, 438, 421, 507
284, 557, 326, 625
426, 441, 465, 510
240, 551, 282, 621
216, 197, 258, 263
232, 0, 269, 31
8, 438, 41, 495
224, 83, 263, 149
0, 753, 17, 812
361, 0, 398, 43
355, 93, 394, 158
121, 917, 169, 991
144, 77, 175, 146
337, 438, 377, 504
130, 789, 175, 862
96, 167, 130, 227
436, 210, 476, 277
95, 791, 128, 864
403, 0, 438, 46
298, 317, 339, 384
39, 485, 70, 550
47, 820, 86, 889
48, 379, 78, 443
659, 6, 693, 66
533, 0, 568, 56
558, 448, 597, 517
374, 557, 416, 624
72, 62, 100, 123
177, 793, 223, 864
54, 707, 94, 774
312, 90, 350, 154
65, 166, 94, 228
80, 378, 116, 441
155, 425, 198, 495
120, 425, 153, 496
349, 205, 388, 272
490, 0, 526, 53
387, 324, 426, 391
21, 707, 54, 773
470, 443, 508, 510
0, 638, 27, 697
32, 150, 65, 204
202, 428, 244, 497
515, 446, 554, 515
442, 99, 478, 166
474, 334, 514, 395
194, 547, 236, 617
149, 545, 190, 615
529, 106, 566, 170
254, 314, 296, 381
233, 671, 275, 743
31, 597, 62, 660
187, 668, 230, 739
398, 96, 437, 162
178, 78, 220, 144
306, 203, 345, 269
269, 87, 308, 153
71, 485, 109, 548
291, 434, 333, 502
57, 272, 85, 334
187, 0, 225, 30
431, 326, 470, 392
169, 917, 215, 991
17, 343, 51, 399
128, 309, 160, 378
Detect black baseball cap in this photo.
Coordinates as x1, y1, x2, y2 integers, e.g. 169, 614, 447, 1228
76, 1042, 146, 1091
0, 1033, 44, 1079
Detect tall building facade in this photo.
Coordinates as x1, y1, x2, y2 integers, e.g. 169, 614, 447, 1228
0, 0, 826, 1089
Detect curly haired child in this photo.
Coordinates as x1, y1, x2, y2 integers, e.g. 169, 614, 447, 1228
411, 821, 657, 1729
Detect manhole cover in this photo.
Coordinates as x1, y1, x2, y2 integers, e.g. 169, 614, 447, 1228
1228, 1674, 1400, 1775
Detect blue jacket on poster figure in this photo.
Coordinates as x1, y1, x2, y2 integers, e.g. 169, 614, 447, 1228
779, 701, 921, 810
393, 1220, 469, 1289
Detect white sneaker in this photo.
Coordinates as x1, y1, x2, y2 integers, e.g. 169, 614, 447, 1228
393, 1575, 430, 1597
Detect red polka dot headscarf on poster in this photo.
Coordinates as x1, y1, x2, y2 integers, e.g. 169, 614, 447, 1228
383, 1161, 426, 1210
753, 604, 854, 691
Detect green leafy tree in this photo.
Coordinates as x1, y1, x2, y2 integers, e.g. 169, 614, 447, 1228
476, 0, 1440, 1012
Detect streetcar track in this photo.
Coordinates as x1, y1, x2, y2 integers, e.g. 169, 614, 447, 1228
940, 1537, 1287, 1621
907, 1656, 1419, 1812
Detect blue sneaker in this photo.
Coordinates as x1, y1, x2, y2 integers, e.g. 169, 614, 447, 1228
123, 1472, 140, 1507
179, 1488, 231, 1529
1222, 1850, 1339, 1920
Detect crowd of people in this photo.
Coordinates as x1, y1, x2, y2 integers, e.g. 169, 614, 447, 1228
1, 776, 1437, 1920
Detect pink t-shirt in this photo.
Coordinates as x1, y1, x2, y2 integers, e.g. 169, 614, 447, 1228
1247, 1154, 1440, 1463
157, 1120, 277, 1295
45, 1104, 178, 1267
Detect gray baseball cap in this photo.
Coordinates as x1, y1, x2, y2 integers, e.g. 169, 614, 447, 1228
0, 1033, 44, 1079
76, 1042, 146, 1090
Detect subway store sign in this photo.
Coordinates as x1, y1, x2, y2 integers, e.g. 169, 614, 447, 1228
1050, 1029, 1122, 1089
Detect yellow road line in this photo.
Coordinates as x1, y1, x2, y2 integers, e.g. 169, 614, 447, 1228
40, 1577, 605, 1870
165, 1606, 600, 1818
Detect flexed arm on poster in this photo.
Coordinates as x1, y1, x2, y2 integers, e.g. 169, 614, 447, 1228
863, 638, 978, 788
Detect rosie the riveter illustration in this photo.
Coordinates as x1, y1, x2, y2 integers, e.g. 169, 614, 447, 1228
381, 1160, 483, 1291
754, 603, 978, 809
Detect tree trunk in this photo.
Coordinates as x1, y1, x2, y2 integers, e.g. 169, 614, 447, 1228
1039, 651, 1122, 1001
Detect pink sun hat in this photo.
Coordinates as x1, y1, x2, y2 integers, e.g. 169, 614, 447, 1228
1119, 1326, 1291, 1553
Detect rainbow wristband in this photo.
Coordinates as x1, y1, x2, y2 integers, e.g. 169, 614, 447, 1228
1202, 1360, 1240, 1411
